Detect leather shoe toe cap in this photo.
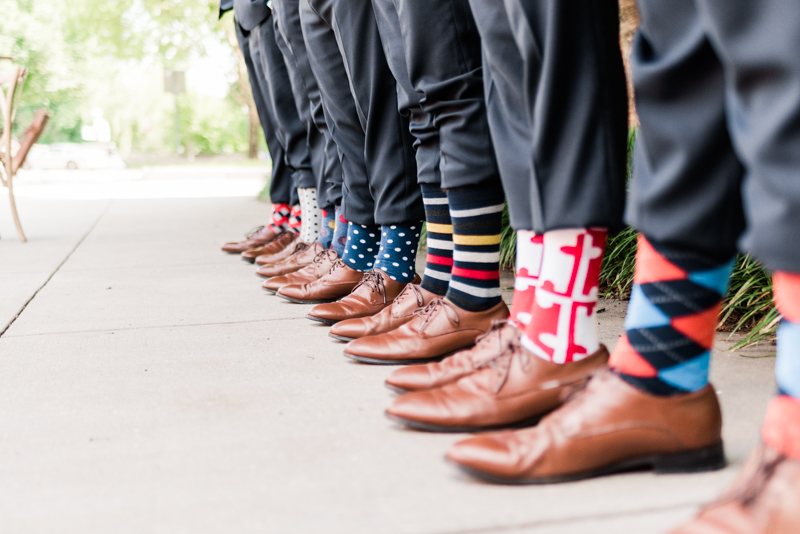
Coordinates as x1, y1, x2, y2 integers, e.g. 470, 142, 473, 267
447, 434, 517, 476
385, 366, 434, 392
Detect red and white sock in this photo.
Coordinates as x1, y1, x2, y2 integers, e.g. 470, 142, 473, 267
520, 228, 607, 364
509, 231, 543, 328
287, 204, 302, 235
268, 203, 292, 234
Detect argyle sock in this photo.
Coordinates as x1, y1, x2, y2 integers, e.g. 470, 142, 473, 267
509, 230, 543, 327
520, 229, 607, 363
267, 203, 291, 234
341, 222, 381, 271
610, 236, 735, 395
287, 204, 302, 235
317, 207, 336, 250
420, 184, 452, 296
331, 206, 348, 257
762, 272, 800, 459
373, 223, 423, 281
298, 188, 322, 243
444, 185, 505, 312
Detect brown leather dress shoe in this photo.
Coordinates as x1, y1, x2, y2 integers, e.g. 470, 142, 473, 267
255, 241, 324, 278
343, 299, 510, 365
262, 250, 338, 293
306, 270, 420, 325
386, 344, 609, 433
668, 445, 800, 534
241, 231, 299, 264
385, 321, 520, 393
328, 284, 440, 342
447, 370, 725, 484
222, 225, 278, 254
276, 259, 363, 305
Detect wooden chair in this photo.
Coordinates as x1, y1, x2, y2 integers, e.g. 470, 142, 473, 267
0, 57, 49, 242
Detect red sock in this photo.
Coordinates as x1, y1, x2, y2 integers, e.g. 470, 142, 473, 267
520, 228, 607, 363
509, 231, 543, 328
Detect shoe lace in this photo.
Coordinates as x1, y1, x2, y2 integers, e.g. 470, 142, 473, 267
288, 241, 310, 257
477, 332, 527, 394
393, 283, 425, 308
312, 249, 338, 266
412, 298, 460, 334
326, 258, 347, 275
245, 225, 265, 238
709, 447, 787, 509
352, 270, 388, 303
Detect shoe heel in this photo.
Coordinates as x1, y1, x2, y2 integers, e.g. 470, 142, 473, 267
653, 442, 726, 474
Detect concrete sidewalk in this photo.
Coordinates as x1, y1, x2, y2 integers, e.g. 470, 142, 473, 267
0, 172, 778, 533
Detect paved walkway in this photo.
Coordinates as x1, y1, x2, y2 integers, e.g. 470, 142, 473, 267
0, 169, 778, 533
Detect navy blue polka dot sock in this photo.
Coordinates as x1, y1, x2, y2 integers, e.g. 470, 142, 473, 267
373, 223, 423, 282
341, 222, 381, 271
331, 206, 349, 257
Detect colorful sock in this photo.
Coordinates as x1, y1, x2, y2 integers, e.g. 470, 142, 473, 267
373, 223, 422, 282
331, 206, 348, 257
445, 185, 505, 312
762, 272, 800, 459
509, 230, 543, 327
287, 204, 302, 235
610, 236, 734, 395
420, 184, 453, 296
268, 203, 291, 234
341, 222, 381, 271
521, 229, 606, 363
317, 207, 336, 249
298, 187, 322, 243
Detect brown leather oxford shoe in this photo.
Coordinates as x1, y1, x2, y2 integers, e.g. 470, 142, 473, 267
222, 225, 278, 254
276, 259, 364, 305
328, 284, 440, 342
255, 241, 324, 278
447, 370, 725, 484
343, 299, 509, 365
668, 445, 800, 534
262, 249, 338, 293
385, 322, 520, 393
241, 231, 300, 264
386, 344, 609, 432
306, 270, 420, 325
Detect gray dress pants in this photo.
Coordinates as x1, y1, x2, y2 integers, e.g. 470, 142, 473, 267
250, 15, 316, 194
469, 0, 628, 232
235, 19, 295, 206
630, 0, 800, 272
272, 0, 343, 209
300, 0, 424, 225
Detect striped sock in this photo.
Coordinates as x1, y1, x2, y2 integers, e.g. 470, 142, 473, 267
298, 188, 322, 243
762, 272, 800, 459
373, 223, 422, 281
268, 203, 291, 234
420, 184, 452, 296
610, 236, 734, 395
521, 228, 607, 363
444, 185, 505, 312
341, 222, 381, 271
509, 230, 543, 327
317, 207, 336, 249
287, 204, 302, 235
331, 206, 348, 257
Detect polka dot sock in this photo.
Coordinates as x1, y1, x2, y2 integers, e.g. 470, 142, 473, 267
317, 207, 336, 250
341, 222, 381, 271
373, 223, 423, 282
331, 206, 349, 257
298, 188, 322, 244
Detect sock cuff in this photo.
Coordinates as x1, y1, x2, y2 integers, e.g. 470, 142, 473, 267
774, 271, 800, 323
444, 183, 506, 211
762, 395, 800, 459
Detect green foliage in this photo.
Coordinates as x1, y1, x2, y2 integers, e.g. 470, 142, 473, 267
177, 93, 249, 155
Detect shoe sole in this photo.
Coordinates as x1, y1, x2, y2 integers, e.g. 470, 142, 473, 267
242, 256, 256, 264
275, 294, 340, 306
328, 333, 355, 343
451, 441, 726, 485
385, 412, 545, 434
262, 286, 278, 294
384, 383, 411, 394
342, 351, 454, 366
306, 314, 340, 325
